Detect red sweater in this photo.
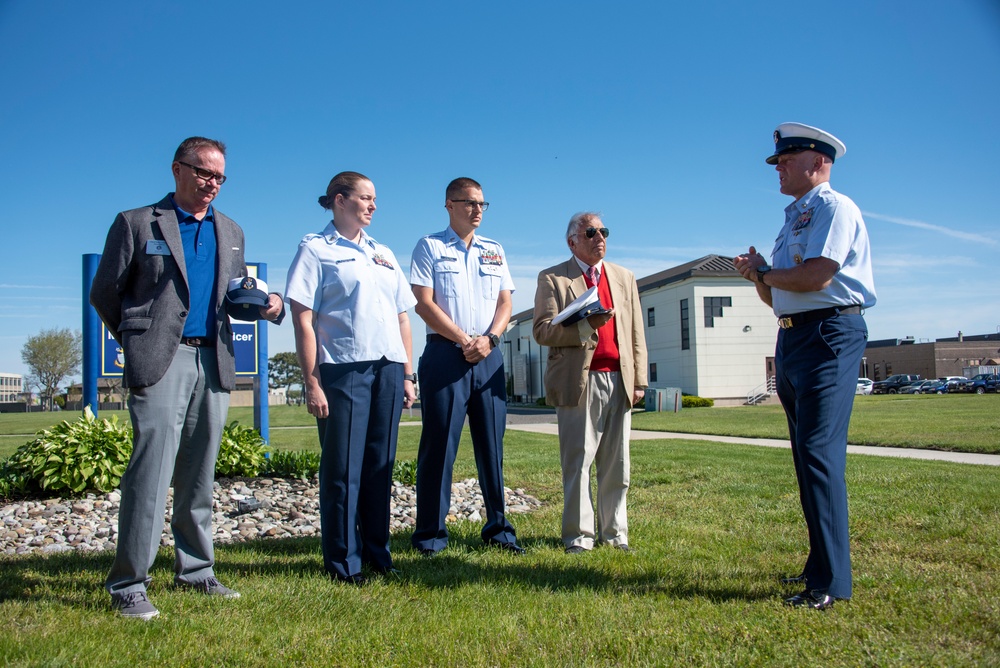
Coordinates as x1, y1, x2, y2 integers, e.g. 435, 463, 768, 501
586, 268, 620, 372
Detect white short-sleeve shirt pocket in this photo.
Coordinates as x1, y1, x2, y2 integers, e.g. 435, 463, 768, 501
434, 259, 460, 298
479, 263, 502, 300
323, 258, 362, 302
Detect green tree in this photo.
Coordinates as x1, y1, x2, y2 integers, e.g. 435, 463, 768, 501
21, 327, 83, 411
269, 351, 303, 403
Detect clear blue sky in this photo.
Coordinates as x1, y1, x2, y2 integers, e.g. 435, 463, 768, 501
2, 0, 998, 380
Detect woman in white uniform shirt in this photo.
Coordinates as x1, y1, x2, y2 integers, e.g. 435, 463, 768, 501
285, 171, 416, 584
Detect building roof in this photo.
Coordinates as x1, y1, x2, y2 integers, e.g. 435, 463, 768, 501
637, 254, 738, 293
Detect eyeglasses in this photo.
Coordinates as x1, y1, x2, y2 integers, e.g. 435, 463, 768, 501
450, 199, 489, 211
579, 227, 610, 239
178, 161, 227, 185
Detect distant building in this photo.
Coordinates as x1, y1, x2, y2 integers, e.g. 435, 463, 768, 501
0, 372, 24, 402
864, 332, 1000, 381
506, 255, 779, 405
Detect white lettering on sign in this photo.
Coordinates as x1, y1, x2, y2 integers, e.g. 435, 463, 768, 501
234, 333, 255, 342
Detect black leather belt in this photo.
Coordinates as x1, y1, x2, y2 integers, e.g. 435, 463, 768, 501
427, 334, 453, 344
181, 337, 214, 347
778, 305, 862, 329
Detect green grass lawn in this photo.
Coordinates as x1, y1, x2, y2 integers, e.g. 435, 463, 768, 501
2, 427, 998, 666
633, 393, 1000, 454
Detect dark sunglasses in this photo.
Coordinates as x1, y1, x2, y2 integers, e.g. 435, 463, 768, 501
581, 227, 610, 239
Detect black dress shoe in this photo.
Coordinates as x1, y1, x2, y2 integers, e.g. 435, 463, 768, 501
418, 548, 437, 558
565, 546, 587, 554
486, 540, 525, 555
613, 544, 633, 554
780, 574, 807, 585
784, 590, 836, 610
332, 573, 368, 586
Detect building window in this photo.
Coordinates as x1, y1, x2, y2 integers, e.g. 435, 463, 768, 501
649, 363, 658, 383
647, 307, 655, 327
703, 296, 732, 328
680, 299, 690, 350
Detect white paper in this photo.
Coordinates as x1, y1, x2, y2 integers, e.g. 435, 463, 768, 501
551, 286, 602, 325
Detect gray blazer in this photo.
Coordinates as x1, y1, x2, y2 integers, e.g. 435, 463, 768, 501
90, 194, 249, 390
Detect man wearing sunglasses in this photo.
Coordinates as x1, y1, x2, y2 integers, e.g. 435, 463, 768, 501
409, 177, 524, 557
532, 212, 647, 554
91, 137, 285, 620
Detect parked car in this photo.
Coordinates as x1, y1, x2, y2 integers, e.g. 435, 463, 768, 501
856, 378, 873, 395
872, 374, 921, 394
919, 378, 960, 394
901, 379, 937, 394
960, 373, 1000, 394
934, 376, 969, 394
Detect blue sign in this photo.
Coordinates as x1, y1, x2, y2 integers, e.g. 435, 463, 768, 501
101, 326, 125, 377
233, 322, 258, 375
99, 264, 262, 378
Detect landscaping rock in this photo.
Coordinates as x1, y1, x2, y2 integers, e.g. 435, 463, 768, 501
0, 476, 541, 556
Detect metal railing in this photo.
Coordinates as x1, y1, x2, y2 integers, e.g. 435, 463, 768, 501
747, 375, 776, 405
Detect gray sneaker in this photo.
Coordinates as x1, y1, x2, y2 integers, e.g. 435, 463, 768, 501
185, 576, 241, 599
112, 591, 160, 620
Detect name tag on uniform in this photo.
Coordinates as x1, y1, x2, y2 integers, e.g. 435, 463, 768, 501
146, 240, 171, 255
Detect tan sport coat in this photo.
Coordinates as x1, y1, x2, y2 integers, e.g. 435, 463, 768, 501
532, 258, 647, 407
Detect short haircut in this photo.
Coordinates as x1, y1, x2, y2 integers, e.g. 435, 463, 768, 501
173, 136, 227, 164
566, 211, 602, 240
446, 177, 482, 200
319, 171, 371, 209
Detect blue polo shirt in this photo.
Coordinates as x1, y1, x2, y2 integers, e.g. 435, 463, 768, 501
171, 196, 218, 338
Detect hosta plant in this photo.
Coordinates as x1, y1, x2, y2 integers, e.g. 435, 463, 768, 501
215, 420, 270, 477
5, 407, 132, 495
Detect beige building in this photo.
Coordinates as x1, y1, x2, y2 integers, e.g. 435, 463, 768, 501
0, 372, 25, 402
864, 333, 1000, 381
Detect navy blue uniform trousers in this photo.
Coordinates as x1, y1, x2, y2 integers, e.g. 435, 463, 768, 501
775, 312, 867, 600
317, 358, 402, 579
412, 340, 517, 552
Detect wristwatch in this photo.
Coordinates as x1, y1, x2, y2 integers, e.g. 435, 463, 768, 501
756, 264, 772, 285
485, 332, 500, 349
404, 373, 417, 383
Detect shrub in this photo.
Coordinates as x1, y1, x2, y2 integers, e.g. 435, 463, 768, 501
0, 463, 30, 500
393, 459, 416, 486
682, 395, 714, 408
535, 397, 547, 407
215, 421, 270, 477
4, 407, 132, 495
265, 449, 320, 479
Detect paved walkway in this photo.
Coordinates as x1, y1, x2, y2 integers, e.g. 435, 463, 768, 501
503, 423, 1000, 467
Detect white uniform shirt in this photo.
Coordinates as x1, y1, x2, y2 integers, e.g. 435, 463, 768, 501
285, 222, 416, 365
409, 226, 515, 336
769, 182, 877, 316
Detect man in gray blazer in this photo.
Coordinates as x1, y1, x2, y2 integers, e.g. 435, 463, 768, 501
91, 137, 284, 620
533, 212, 647, 554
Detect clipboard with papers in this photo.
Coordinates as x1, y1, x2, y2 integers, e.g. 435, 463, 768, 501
550, 286, 613, 327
